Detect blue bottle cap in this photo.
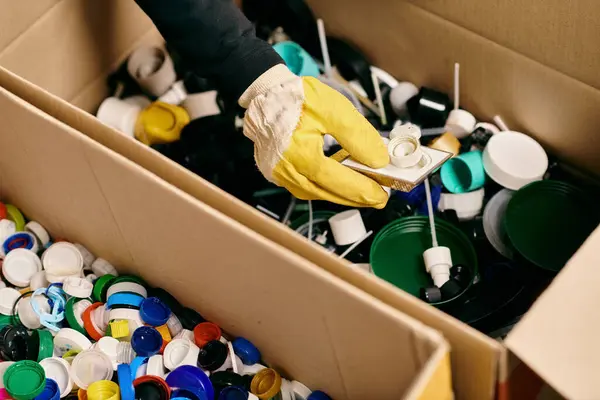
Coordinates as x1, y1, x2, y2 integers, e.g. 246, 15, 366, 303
171, 388, 210, 400
105, 293, 144, 310
217, 386, 248, 400
231, 338, 261, 366
308, 390, 333, 400
129, 356, 149, 380
131, 327, 162, 357
166, 365, 214, 400
139, 297, 171, 326
3, 232, 36, 254
34, 379, 60, 400
118, 363, 135, 400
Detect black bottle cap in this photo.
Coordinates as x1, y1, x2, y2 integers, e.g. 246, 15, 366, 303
135, 381, 165, 400
451, 264, 472, 288
210, 371, 246, 397
147, 288, 183, 315
440, 279, 463, 300
0, 325, 30, 361
197, 340, 228, 371
179, 307, 206, 330
420, 287, 442, 304
407, 87, 452, 128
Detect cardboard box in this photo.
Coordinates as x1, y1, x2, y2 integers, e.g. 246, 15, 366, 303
0, 82, 453, 399
1, 1, 598, 398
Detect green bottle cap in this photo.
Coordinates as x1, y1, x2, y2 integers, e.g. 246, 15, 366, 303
37, 330, 54, 362
4, 360, 46, 400
93, 274, 116, 302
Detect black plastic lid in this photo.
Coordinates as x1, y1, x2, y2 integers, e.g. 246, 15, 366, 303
134, 381, 165, 400
197, 340, 228, 371
179, 307, 206, 330
0, 325, 30, 361
147, 288, 183, 314
210, 371, 246, 398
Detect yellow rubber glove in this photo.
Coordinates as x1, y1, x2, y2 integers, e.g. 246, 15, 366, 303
240, 65, 390, 209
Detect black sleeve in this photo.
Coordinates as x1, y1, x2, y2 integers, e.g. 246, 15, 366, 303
135, 0, 283, 100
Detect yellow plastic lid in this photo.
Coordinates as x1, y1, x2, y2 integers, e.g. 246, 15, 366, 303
135, 101, 190, 146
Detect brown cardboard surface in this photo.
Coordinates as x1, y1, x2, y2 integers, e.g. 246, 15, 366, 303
0, 0, 59, 53
0, 85, 452, 400
505, 227, 600, 399
0, 65, 502, 400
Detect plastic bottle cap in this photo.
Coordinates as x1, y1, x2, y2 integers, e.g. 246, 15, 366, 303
35, 378, 60, 400
5, 205, 25, 233
106, 282, 147, 299
437, 188, 485, 221
82, 303, 105, 341
423, 246, 453, 288
90, 259, 118, 278
440, 150, 486, 194
231, 338, 260, 366
241, 363, 267, 376
159, 80, 188, 105
108, 308, 144, 339
66, 298, 92, 335
139, 297, 171, 327
328, 210, 367, 246
4, 361, 46, 400
182, 91, 220, 120
174, 329, 195, 342
388, 135, 422, 169
24, 222, 51, 248
163, 339, 200, 371
117, 364, 135, 400
279, 379, 294, 400
0, 220, 16, 252
133, 376, 171, 400
307, 390, 332, 400
134, 102, 190, 146
198, 341, 229, 372
474, 122, 500, 135
166, 314, 183, 337
428, 132, 461, 157
0, 203, 7, 221
109, 320, 130, 339
3, 249, 42, 288
30, 271, 49, 291
0, 362, 14, 389
96, 97, 141, 137
165, 365, 214, 400
18, 296, 49, 330
3, 232, 38, 255
53, 328, 93, 357
86, 380, 119, 400
105, 293, 144, 310
36, 330, 54, 362
127, 46, 177, 97
63, 277, 93, 299
445, 109, 477, 139
95, 337, 119, 369
123, 96, 152, 109
290, 381, 312, 399
0, 288, 21, 315
218, 386, 249, 400
70, 350, 113, 389
250, 369, 281, 400
389, 82, 419, 116
73, 244, 96, 270
42, 243, 83, 278
92, 275, 116, 302
483, 131, 548, 190
193, 323, 221, 348
147, 355, 166, 378
131, 327, 163, 357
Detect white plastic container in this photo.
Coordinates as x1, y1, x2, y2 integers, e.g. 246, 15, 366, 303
328, 210, 367, 246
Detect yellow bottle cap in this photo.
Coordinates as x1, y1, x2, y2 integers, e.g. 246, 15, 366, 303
156, 324, 172, 342
109, 320, 130, 339
135, 101, 190, 146
428, 132, 461, 157
250, 368, 282, 399
86, 380, 120, 400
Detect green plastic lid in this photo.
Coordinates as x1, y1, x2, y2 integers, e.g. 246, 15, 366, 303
4, 360, 46, 400
112, 275, 147, 287
93, 274, 116, 302
0, 314, 14, 330
504, 180, 599, 272
37, 330, 54, 362
66, 298, 91, 335
371, 216, 478, 305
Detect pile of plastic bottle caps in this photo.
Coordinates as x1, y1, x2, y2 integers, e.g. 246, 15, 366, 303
0, 202, 331, 400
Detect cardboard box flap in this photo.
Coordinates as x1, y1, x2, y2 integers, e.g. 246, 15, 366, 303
505, 225, 600, 399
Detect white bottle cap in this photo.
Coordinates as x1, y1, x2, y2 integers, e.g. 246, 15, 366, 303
163, 339, 200, 371
70, 350, 114, 389
483, 132, 548, 190
25, 221, 51, 248
242, 363, 267, 376
328, 210, 367, 246
3, 248, 42, 287
280, 379, 294, 400
46, 273, 79, 284
0, 362, 15, 389
93, 304, 110, 332
158, 81, 187, 105
438, 188, 485, 221
173, 329, 194, 342
166, 313, 183, 337
0, 220, 16, 248
389, 82, 419, 116
116, 342, 135, 364
127, 46, 177, 97
423, 246, 453, 288
0, 288, 21, 315
445, 109, 477, 139
91, 258, 118, 277
388, 134, 423, 169
291, 381, 313, 399
42, 243, 84, 278
96, 97, 141, 137
474, 122, 500, 134
63, 277, 93, 298
40, 357, 73, 398
147, 355, 166, 378
30, 271, 49, 291
0, 282, 6, 290
109, 308, 144, 338
95, 336, 119, 370
17, 296, 50, 330
389, 123, 421, 140
73, 244, 96, 270
54, 328, 93, 356
72, 300, 92, 329
106, 282, 147, 299
123, 96, 152, 109
182, 90, 221, 120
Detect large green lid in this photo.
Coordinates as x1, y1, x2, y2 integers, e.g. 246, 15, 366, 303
504, 180, 599, 272
93, 274, 116, 302
4, 360, 46, 400
371, 216, 478, 305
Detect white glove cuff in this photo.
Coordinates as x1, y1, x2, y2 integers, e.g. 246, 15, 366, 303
238, 64, 298, 108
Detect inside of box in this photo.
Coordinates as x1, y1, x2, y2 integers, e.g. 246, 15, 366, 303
0, 86, 448, 400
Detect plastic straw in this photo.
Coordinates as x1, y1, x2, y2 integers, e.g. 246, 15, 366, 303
339, 230, 374, 259
308, 200, 313, 241
371, 72, 387, 126
317, 19, 333, 78
281, 196, 296, 225
454, 63, 460, 110
424, 178, 438, 247
256, 205, 280, 220
493, 115, 510, 132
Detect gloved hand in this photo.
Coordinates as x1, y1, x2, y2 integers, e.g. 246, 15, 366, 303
240, 64, 390, 209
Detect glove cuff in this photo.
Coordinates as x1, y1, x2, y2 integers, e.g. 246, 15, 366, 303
238, 64, 297, 108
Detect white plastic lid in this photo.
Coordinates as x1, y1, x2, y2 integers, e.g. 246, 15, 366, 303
73, 244, 96, 270
3, 248, 42, 287
54, 328, 93, 356
106, 282, 147, 299
388, 135, 423, 169
93, 304, 110, 332
166, 313, 183, 337
0, 361, 15, 389
173, 329, 194, 342
241, 363, 267, 376
280, 379, 294, 400
438, 188, 485, 221
40, 357, 73, 398
96, 336, 119, 370
108, 308, 144, 339
389, 82, 419, 116
43, 243, 84, 277
163, 339, 200, 371
291, 381, 313, 400
63, 277, 93, 298
423, 246, 453, 287
30, 271, 49, 291
70, 350, 114, 389
46, 273, 80, 284
445, 109, 477, 139
328, 210, 367, 246
91, 258, 118, 277
25, 221, 51, 248
147, 355, 166, 378
96, 97, 141, 137
0, 220, 16, 246
18, 296, 50, 330
0, 288, 21, 315
158, 81, 187, 105
483, 132, 548, 190
483, 189, 515, 259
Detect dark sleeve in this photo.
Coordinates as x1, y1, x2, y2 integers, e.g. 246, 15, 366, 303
135, 0, 283, 100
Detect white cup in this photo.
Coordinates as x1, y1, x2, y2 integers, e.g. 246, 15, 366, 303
127, 46, 177, 97
97, 97, 141, 137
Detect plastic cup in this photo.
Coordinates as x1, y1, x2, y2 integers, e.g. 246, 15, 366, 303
440, 150, 486, 193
